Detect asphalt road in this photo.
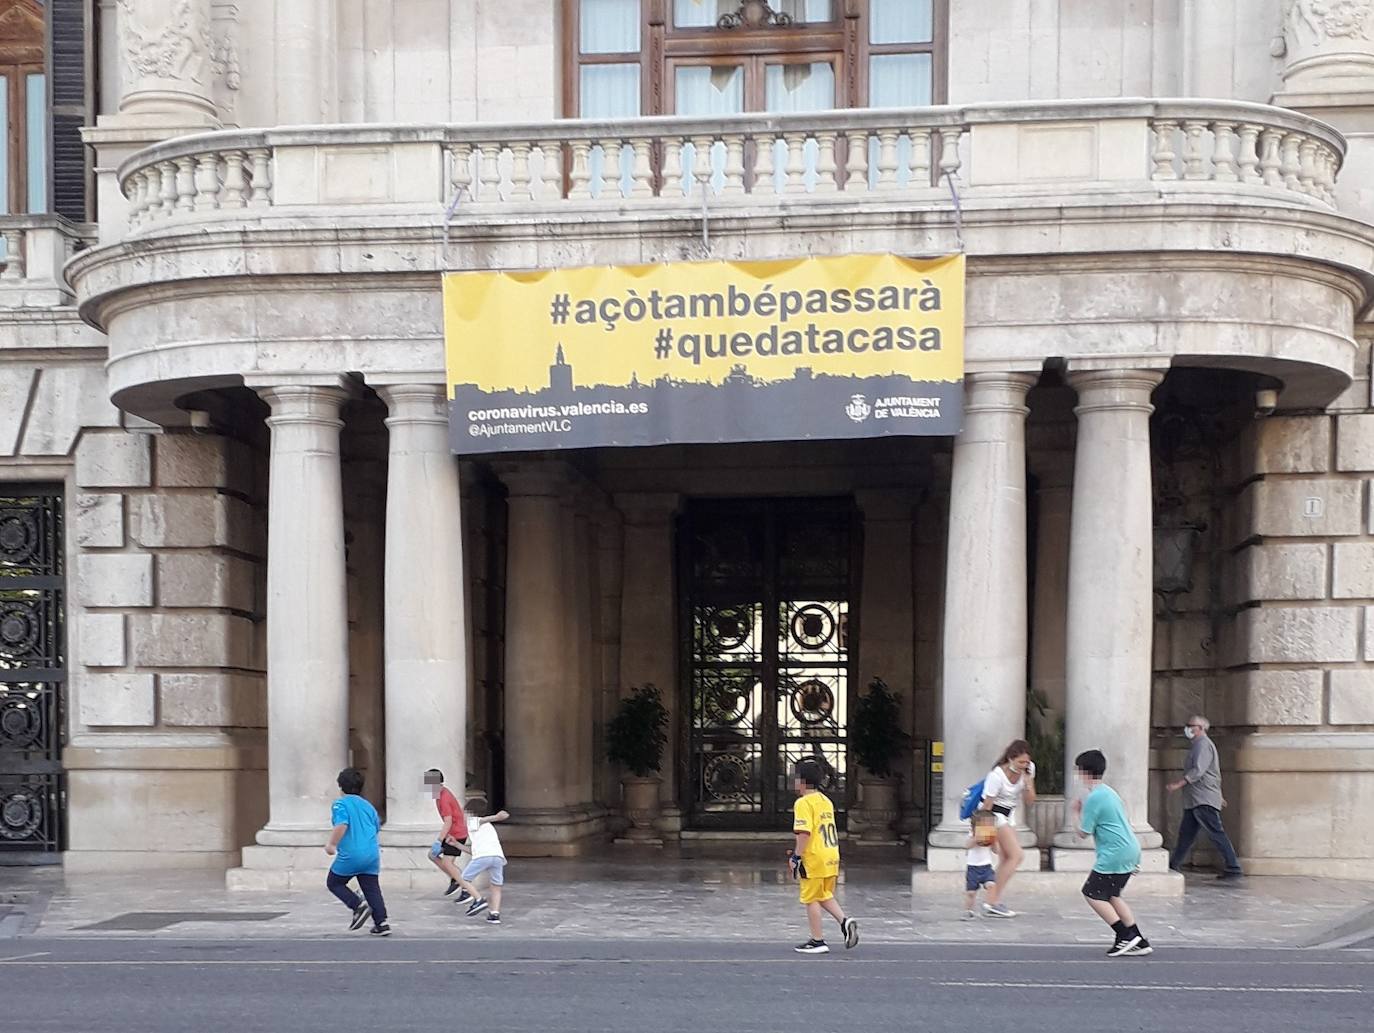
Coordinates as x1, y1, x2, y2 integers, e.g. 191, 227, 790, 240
3, 937, 1370, 1033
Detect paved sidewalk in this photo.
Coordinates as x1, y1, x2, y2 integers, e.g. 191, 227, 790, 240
3, 850, 1371, 949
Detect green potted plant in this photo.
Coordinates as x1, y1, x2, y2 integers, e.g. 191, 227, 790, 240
606, 683, 670, 842
850, 677, 911, 840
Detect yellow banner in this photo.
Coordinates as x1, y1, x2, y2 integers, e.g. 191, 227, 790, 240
443, 253, 964, 453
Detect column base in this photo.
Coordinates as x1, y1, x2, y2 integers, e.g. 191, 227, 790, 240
1052, 825, 1163, 852
926, 845, 1043, 873
1051, 845, 1172, 872
378, 825, 441, 848
255, 825, 335, 847
228, 842, 453, 891
500, 806, 610, 857
928, 820, 1037, 851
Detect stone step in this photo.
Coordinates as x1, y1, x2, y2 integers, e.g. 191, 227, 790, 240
911, 867, 1184, 897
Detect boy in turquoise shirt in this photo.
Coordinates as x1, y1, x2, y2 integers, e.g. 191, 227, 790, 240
1072, 749, 1151, 958
324, 767, 390, 936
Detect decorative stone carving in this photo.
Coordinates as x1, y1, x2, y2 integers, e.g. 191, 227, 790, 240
1280, 0, 1374, 93
116, 0, 218, 122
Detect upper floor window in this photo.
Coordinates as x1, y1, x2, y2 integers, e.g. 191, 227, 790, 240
565, 0, 943, 119
0, 0, 47, 214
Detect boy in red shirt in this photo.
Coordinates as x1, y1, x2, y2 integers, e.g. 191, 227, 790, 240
424, 768, 479, 903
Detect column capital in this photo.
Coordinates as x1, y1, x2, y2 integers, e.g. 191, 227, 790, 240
377, 383, 447, 427
614, 491, 682, 525
965, 371, 1038, 415
495, 461, 571, 498
1067, 369, 1165, 415
255, 383, 350, 428
854, 489, 915, 523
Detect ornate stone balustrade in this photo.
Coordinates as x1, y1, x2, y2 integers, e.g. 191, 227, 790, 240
116, 99, 1346, 233
0, 215, 94, 308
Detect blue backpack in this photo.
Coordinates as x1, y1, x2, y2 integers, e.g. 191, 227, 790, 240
958, 779, 986, 821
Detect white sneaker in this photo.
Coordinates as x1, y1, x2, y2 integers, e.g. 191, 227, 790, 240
983, 902, 1016, 918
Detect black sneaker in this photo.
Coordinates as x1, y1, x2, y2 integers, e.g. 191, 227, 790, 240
1123, 937, 1153, 956
1217, 872, 1245, 883
454, 890, 474, 906
1108, 935, 1142, 957
466, 898, 489, 917
444, 879, 461, 896
842, 917, 860, 950
486, 912, 501, 925
370, 923, 391, 937
794, 939, 830, 955
349, 903, 371, 931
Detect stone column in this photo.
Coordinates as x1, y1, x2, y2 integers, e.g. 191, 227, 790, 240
615, 493, 682, 825
498, 464, 606, 853
1029, 453, 1073, 724
376, 384, 468, 840
1054, 370, 1167, 865
276, 0, 338, 124
114, 0, 218, 122
928, 372, 1037, 865
853, 490, 915, 842
596, 511, 626, 808
254, 383, 351, 842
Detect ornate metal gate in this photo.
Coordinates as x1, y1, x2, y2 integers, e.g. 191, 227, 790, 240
681, 498, 857, 830
0, 488, 65, 860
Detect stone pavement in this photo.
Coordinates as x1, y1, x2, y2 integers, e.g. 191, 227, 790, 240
3, 847, 1372, 949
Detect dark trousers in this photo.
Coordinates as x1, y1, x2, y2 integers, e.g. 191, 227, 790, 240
1170, 805, 1242, 874
327, 870, 388, 924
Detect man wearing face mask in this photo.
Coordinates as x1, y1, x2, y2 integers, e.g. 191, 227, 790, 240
1166, 715, 1243, 881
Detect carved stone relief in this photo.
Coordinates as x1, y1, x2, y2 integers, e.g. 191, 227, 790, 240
1280, 0, 1374, 92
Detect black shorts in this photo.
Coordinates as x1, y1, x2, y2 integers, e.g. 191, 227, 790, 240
1082, 870, 1132, 901
439, 839, 468, 858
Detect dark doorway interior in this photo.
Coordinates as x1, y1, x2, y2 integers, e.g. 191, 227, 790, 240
680, 497, 857, 831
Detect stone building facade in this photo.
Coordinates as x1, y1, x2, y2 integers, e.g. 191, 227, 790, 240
2, 0, 1374, 884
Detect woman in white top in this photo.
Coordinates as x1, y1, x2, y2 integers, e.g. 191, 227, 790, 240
978, 738, 1036, 917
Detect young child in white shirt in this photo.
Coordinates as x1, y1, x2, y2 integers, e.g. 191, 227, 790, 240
457, 799, 510, 925
962, 810, 999, 919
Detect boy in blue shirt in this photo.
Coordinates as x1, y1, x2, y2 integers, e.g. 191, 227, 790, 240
324, 767, 390, 936
1072, 749, 1151, 957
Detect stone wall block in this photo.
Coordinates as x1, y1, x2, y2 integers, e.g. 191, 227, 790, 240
1234, 669, 1324, 726
1234, 543, 1329, 603
1332, 542, 1374, 599
78, 672, 156, 726
130, 613, 255, 668
1242, 416, 1330, 477
157, 553, 257, 611
74, 433, 152, 489
133, 493, 260, 554
75, 553, 154, 608
1238, 606, 1359, 665
80, 613, 126, 667
1336, 414, 1374, 472
73, 494, 125, 548
1244, 479, 1362, 538
160, 672, 267, 727
1329, 669, 1374, 725
154, 434, 253, 493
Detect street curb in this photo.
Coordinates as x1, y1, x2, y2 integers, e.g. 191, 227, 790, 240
1296, 901, 1374, 949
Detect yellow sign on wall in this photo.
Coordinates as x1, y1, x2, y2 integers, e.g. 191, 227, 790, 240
443, 253, 964, 453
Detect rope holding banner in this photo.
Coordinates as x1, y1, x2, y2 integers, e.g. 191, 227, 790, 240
944, 171, 965, 253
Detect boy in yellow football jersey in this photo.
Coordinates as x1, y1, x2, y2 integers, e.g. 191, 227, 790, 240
789, 759, 859, 955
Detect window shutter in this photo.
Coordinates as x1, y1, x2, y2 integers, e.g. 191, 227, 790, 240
47, 0, 89, 222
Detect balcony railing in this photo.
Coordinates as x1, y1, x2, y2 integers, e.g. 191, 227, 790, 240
0, 214, 94, 308
116, 99, 1345, 233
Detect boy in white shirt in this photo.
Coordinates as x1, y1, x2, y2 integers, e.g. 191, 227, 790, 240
458, 799, 510, 925
962, 810, 999, 919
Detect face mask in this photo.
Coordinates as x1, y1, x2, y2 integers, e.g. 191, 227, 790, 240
1183, 726, 1196, 740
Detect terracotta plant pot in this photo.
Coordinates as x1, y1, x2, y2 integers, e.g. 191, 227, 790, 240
856, 775, 899, 838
